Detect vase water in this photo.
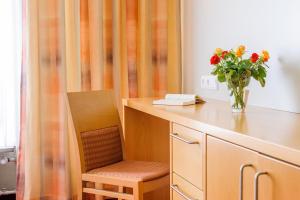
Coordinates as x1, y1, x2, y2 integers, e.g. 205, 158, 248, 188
230, 89, 249, 113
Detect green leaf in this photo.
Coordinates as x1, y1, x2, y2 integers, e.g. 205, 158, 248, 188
211, 68, 218, 75
258, 77, 266, 87
246, 69, 252, 77
251, 69, 259, 80
228, 69, 234, 76
217, 74, 226, 82
258, 66, 267, 78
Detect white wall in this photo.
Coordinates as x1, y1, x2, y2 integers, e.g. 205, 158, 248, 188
182, 0, 300, 113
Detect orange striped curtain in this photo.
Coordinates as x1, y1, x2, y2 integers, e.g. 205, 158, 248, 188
79, 0, 182, 98
17, 0, 70, 199
17, 0, 181, 199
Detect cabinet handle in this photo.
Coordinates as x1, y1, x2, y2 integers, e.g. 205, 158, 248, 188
240, 164, 253, 200
239, 164, 253, 200
170, 184, 198, 200
170, 133, 199, 144
254, 171, 268, 200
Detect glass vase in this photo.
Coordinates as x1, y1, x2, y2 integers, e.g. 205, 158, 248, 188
230, 88, 249, 113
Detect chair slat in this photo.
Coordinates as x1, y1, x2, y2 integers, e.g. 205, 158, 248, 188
83, 187, 134, 200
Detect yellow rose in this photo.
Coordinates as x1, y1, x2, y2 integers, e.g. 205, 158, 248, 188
238, 45, 246, 52
261, 50, 270, 62
235, 45, 246, 57
215, 48, 223, 55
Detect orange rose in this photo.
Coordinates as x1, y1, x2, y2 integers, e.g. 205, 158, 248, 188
215, 48, 223, 56
235, 45, 246, 57
261, 50, 270, 62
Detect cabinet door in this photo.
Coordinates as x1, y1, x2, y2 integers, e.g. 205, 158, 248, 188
207, 136, 257, 200
256, 154, 300, 200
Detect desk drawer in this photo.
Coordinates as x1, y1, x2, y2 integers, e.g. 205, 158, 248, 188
171, 173, 203, 200
171, 123, 204, 190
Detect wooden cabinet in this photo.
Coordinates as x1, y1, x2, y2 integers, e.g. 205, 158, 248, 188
256, 154, 300, 200
207, 136, 300, 200
207, 136, 257, 200
124, 98, 300, 200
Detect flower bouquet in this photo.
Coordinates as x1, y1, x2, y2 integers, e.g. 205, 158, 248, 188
210, 45, 270, 112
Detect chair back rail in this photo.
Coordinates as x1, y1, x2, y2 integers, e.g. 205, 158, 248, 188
67, 90, 123, 172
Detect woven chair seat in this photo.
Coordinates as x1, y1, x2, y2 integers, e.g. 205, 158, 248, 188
87, 160, 169, 182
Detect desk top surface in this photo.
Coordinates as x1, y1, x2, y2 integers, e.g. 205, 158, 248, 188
123, 98, 300, 166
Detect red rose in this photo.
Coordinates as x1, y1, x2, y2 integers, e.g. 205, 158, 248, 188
251, 53, 259, 63
221, 51, 228, 59
210, 54, 220, 65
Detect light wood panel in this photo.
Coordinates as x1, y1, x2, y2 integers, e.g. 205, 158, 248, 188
124, 106, 170, 163
257, 154, 300, 200
171, 123, 205, 190
68, 90, 120, 134
207, 136, 257, 200
124, 106, 170, 199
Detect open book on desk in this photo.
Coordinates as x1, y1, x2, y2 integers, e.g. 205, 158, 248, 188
152, 94, 204, 106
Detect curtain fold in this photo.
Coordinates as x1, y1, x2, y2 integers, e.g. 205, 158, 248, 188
17, 0, 182, 199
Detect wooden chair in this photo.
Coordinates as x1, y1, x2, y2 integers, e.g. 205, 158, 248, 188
67, 90, 169, 200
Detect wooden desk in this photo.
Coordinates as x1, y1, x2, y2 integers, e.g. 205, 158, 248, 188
123, 98, 300, 200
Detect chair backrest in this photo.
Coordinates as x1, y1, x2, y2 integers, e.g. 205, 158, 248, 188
67, 90, 123, 172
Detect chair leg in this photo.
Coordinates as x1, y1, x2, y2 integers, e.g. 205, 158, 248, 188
95, 183, 104, 200
133, 183, 143, 200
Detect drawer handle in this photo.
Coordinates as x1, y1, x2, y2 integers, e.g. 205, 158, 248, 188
254, 171, 268, 200
171, 184, 199, 200
170, 133, 199, 145
239, 164, 253, 200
